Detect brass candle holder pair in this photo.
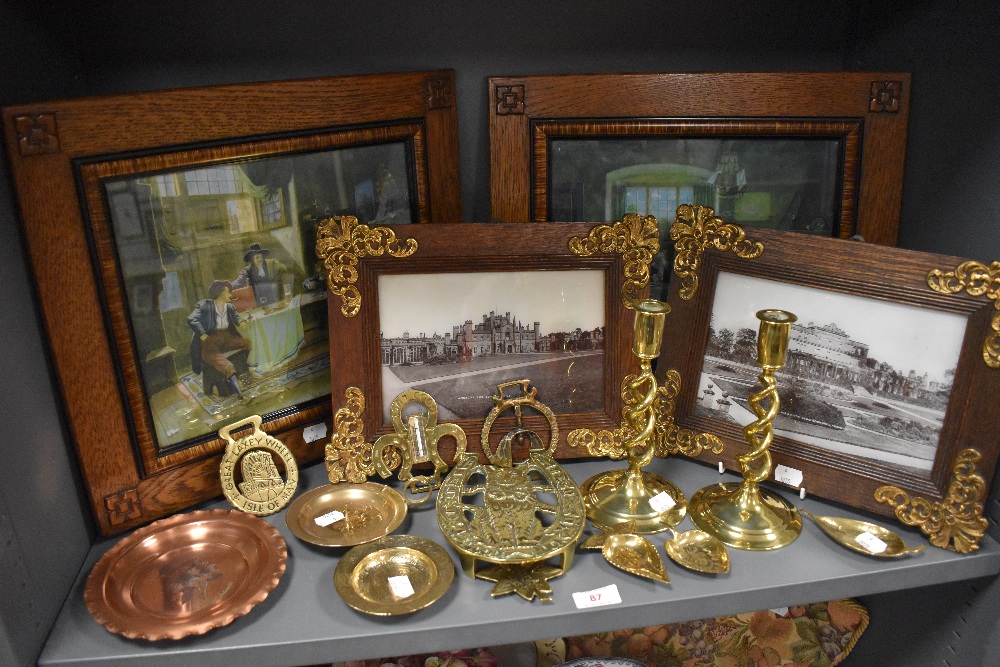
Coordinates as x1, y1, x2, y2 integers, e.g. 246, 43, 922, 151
581, 302, 801, 552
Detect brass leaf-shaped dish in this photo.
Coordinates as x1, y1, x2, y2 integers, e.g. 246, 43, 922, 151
802, 510, 924, 558
601, 533, 669, 584
664, 528, 730, 574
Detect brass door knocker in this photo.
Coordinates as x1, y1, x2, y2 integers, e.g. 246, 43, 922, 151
218, 415, 299, 515
372, 390, 467, 505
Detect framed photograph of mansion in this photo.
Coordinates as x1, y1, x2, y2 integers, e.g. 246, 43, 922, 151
655, 221, 1000, 524
320, 219, 645, 461
2, 70, 462, 535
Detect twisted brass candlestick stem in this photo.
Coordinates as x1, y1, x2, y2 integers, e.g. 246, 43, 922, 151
688, 309, 802, 550
578, 299, 687, 534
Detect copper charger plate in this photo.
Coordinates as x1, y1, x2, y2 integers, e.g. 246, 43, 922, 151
84, 509, 287, 641
285, 482, 407, 548
334, 534, 455, 616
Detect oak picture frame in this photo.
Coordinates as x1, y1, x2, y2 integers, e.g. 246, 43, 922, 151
489, 72, 910, 247
2, 70, 462, 535
318, 218, 653, 465
656, 209, 999, 550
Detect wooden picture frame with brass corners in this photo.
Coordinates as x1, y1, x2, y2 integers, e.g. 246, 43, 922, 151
656, 208, 999, 552
2, 70, 461, 535
489, 72, 910, 274
319, 217, 657, 466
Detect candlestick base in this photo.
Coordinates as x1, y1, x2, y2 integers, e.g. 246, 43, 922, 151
580, 468, 687, 534
689, 481, 801, 551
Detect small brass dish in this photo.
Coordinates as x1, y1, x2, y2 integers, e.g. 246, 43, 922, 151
602, 533, 670, 584
802, 510, 925, 558
334, 535, 455, 616
285, 482, 407, 548
664, 527, 730, 574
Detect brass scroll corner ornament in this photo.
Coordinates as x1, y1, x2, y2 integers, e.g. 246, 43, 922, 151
874, 448, 989, 553
567, 368, 723, 460
670, 204, 764, 300
568, 213, 660, 309
325, 387, 375, 484
218, 414, 299, 516
315, 215, 418, 318
927, 260, 1000, 369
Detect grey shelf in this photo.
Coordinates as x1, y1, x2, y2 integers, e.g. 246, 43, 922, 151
39, 457, 1000, 667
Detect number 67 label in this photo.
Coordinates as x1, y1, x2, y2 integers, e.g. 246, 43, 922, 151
573, 584, 622, 609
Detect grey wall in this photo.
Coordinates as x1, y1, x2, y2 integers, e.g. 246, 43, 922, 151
1, 1, 998, 665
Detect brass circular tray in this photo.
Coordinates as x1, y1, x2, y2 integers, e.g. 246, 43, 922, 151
334, 534, 455, 616
84, 509, 287, 641
285, 482, 407, 547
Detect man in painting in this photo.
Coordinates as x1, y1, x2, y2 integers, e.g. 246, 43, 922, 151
187, 280, 252, 397
232, 243, 289, 306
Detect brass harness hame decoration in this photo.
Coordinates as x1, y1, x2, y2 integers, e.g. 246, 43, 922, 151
315, 215, 418, 318
568, 213, 660, 309
670, 204, 764, 300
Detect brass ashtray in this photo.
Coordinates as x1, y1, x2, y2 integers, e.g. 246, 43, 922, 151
334, 535, 455, 616
85, 509, 287, 641
285, 482, 407, 548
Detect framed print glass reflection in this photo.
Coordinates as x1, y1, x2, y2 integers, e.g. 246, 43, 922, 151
3, 70, 461, 535
489, 71, 910, 248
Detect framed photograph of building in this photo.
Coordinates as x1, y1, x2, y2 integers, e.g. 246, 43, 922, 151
320, 220, 643, 460
656, 221, 1000, 531
488, 72, 911, 299
2, 70, 462, 535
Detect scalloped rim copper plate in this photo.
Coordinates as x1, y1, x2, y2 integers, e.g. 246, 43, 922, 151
84, 509, 287, 641
285, 482, 407, 547
334, 534, 455, 615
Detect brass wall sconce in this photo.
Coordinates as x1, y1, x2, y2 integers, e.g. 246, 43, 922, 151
579, 299, 687, 533
689, 309, 802, 550
372, 390, 467, 505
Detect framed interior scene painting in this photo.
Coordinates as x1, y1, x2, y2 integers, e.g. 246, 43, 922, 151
656, 215, 1000, 548
319, 219, 648, 462
2, 70, 461, 535
488, 72, 910, 299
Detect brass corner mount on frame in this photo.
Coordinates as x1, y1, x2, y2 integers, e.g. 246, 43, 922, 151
568, 212, 660, 309
670, 204, 764, 300
927, 260, 1000, 369
315, 215, 418, 318
875, 448, 988, 554
325, 387, 375, 484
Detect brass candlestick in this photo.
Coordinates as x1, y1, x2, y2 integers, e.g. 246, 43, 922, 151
579, 299, 687, 533
689, 309, 802, 550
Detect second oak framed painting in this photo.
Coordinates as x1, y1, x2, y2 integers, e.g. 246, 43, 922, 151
2, 70, 461, 535
657, 212, 1000, 550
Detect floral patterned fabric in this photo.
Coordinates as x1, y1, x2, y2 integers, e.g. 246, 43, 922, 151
327, 600, 868, 667
559, 599, 869, 667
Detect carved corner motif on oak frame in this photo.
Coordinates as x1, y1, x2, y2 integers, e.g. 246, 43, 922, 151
670, 204, 764, 300
315, 215, 418, 318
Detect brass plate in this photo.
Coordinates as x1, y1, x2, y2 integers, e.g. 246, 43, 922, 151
285, 482, 407, 547
334, 535, 455, 615
84, 509, 287, 641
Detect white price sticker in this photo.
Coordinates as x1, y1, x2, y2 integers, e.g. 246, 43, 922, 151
649, 491, 677, 513
388, 575, 415, 599
572, 584, 622, 609
855, 531, 888, 554
303, 423, 329, 443
774, 464, 803, 488
314, 509, 346, 527
770, 607, 789, 616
